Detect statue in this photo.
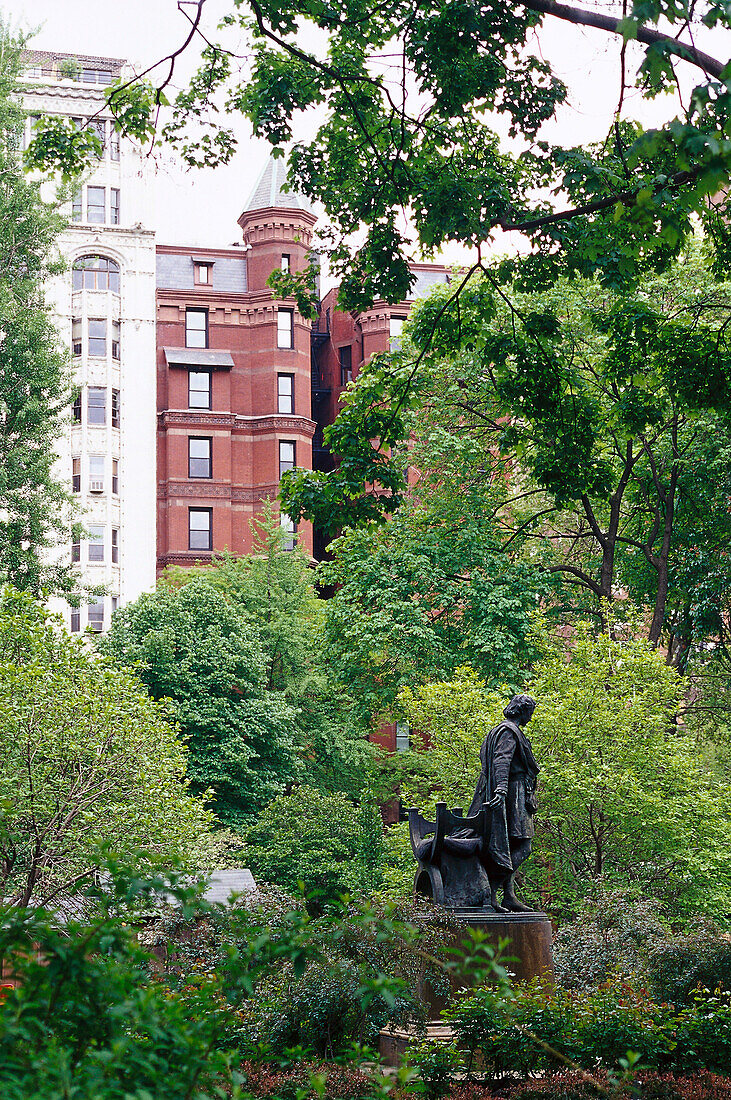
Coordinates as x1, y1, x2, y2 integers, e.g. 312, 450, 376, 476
409, 694, 540, 913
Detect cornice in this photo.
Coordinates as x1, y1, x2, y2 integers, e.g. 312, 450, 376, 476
158, 411, 237, 428
158, 410, 316, 437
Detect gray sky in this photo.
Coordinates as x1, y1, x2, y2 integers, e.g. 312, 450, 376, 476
12, 0, 730, 261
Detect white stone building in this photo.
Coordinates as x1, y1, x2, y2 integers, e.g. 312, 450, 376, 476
20, 51, 157, 632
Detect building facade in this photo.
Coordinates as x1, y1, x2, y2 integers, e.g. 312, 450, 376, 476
156, 157, 317, 571
20, 51, 157, 632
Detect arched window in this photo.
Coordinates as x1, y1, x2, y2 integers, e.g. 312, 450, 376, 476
72, 255, 120, 293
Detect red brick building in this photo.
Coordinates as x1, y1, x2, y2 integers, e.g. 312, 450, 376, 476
155, 155, 452, 780
156, 157, 317, 571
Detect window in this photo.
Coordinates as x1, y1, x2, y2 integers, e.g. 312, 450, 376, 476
112, 320, 120, 360
185, 308, 208, 349
87, 186, 105, 223
188, 437, 212, 479
70, 608, 81, 633
82, 68, 113, 85
280, 512, 296, 552
277, 373, 294, 414
111, 595, 118, 615
279, 440, 295, 480
109, 126, 120, 161
87, 599, 105, 633
389, 314, 406, 351
89, 455, 104, 493
112, 458, 119, 495
277, 309, 294, 349
112, 389, 120, 428
72, 255, 120, 293
396, 720, 411, 753
339, 345, 352, 386
72, 390, 82, 422
72, 457, 81, 493
88, 387, 106, 426
71, 535, 80, 563
111, 528, 119, 564
188, 370, 211, 409
281, 254, 291, 273
194, 262, 212, 285
88, 526, 105, 562
110, 188, 120, 225
189, 508, 212, 551
72, 188, 82, 222
88, 318, 106, 356
90, 118, 105, 157
72, 318, 82, 356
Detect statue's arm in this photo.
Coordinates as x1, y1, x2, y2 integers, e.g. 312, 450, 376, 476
492, 728, 516, 797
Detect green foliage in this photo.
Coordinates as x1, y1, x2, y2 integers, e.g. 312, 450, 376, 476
101, 573, 301, 827
0, 30, 74, 595
407, 1039, 463, 1100
395, 615, 731, 919
395, 667, 505, 816
448, 977, 731, 1078
287, 252, 731, 659
553, 890, 670, 993
0, 587, 212, 910
528, 615, 731, 919
0, 889, 247, 1099
138, 510, 372, 807
319, 490, 546, 723
245, 786, 383, 908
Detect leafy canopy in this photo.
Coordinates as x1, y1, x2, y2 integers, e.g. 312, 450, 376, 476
0, 29, 74, 594
0, 587, 212, 909
396, 612, 731, 920
24, 0, 731, 303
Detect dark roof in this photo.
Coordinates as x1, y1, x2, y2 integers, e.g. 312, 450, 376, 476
163, 348, 235, 370
243, 153, 315, 215
202, 869, 256, 904
22, 50, 125, 71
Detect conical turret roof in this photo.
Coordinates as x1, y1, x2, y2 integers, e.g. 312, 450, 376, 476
243, 153, 315, 216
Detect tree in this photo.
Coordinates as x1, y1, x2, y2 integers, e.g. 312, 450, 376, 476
161, 509, 372, 796
397, 615, 731, 920
0, 587, 212, 908
244, 785, 384, 907
286, 247, 731, 656
320, 490, 547, 725
1, 30, 73, 594
101, 574, 302, 827
25, 2, 731, 306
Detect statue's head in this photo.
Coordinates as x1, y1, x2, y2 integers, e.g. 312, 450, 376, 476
504, 694, 536, 726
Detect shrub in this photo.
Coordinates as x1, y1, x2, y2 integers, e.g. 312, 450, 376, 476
649, 924, 731, 1005
447, 977, 731, 1078
245, 786, 381, 910
503, 1071, 731, 1100
553, 890, 668, 991
239, 1061, 374, 1100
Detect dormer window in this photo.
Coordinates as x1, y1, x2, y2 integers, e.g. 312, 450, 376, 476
194, 262, 212, 286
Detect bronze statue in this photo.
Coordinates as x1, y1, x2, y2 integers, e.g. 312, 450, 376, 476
409, 694, 539, 913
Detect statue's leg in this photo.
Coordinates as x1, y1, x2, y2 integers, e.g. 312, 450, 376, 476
501, 840, 533, 912
489, 871, 510, 913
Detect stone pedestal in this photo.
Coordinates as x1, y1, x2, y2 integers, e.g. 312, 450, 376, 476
418, 908, 553, 1017
380, 908, 554, 1065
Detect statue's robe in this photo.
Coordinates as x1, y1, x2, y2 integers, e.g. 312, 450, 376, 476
466, 719, 540, 874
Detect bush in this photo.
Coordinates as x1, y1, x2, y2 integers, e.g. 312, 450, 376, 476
239, 1061, 374, 1100
245, 786, 384, 910
553, 890, 668, 991
503, 1071, 731, 1100
447, 977, 731, 1078
554, 889, 731, 1008
650, 925, 731, 1005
